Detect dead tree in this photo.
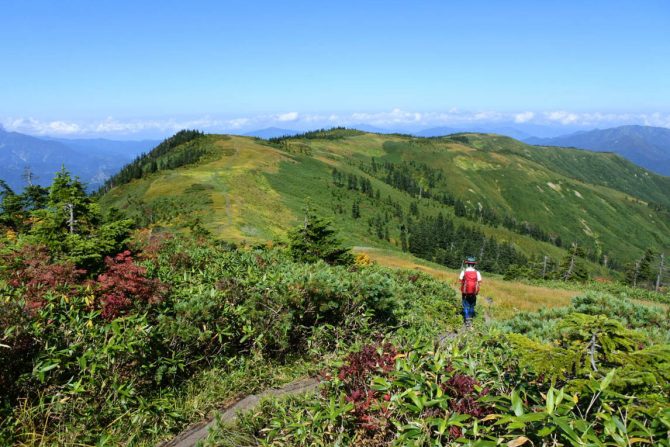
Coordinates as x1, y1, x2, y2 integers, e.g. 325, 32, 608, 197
657, 253, 665, 292
64, 203, 75, 234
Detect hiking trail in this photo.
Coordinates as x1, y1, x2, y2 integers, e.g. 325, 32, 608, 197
159, 377, 319, 447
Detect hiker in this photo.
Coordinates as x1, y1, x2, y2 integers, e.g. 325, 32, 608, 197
459, 256, 482, 327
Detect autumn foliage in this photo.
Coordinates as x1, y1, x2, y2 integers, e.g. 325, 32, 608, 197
1, 244, 86, 310
96, 250, 164, 319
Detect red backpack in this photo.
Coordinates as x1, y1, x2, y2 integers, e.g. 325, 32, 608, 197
461, 270, 479, 295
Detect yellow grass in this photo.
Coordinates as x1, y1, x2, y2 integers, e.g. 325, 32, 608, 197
138, 136, 296, 242
354, 247, 577, 320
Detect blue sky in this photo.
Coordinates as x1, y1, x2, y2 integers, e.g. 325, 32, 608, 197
1, 0, 669, 138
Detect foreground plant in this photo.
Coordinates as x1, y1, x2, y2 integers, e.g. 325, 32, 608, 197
0, 235, 460, 445
210, 325, 669, 446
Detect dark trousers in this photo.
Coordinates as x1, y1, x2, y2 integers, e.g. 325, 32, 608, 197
462, 294, 477, 321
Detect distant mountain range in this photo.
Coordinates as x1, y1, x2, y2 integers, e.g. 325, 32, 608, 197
0, 128, 158, 191
413, 126, 532, 140
525, 125, 670, 176
243, 124, 592, 141
4, 123, 669, 196
243, 127, 301, 139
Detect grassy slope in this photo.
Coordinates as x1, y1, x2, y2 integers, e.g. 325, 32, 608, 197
100, 132, 670, 267
366, 134, 670, 261
353, 246, 576, 319
102, 135, 297, 242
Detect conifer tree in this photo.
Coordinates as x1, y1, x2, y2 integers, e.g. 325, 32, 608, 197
0, 180, 25, 230
638, 248, 656, 284
399, 224, 408, 252
351, 199, 360, 219
27, 168, 132, 269
625, 249, 656, 287
22, 184, 49, 211
656, 253, 665, 292
559, 243, 589, 281
288, 207, 352, 265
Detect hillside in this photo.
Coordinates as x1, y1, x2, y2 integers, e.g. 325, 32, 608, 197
100, 130, 670, 271
525, 125, 670, 176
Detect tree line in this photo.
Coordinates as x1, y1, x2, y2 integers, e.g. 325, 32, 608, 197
97, 129, 206, 194
328, 165, 644, 283
1, 168, 132, 270
358, 159, 627, 269
407, 212, 528, 273
268, 127, 364, 144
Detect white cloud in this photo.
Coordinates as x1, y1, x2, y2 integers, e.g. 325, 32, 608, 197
276, 112, 299, 122
226, 118, 250, 129
640, 112, 670, 128
3, 109, 669, 138
514, 111, 535, 123
4, 117, 82, 135
544, 111, 580, 125
472, 111, 502, 121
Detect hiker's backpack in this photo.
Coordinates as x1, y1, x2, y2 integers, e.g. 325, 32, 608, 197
461, 270, 479, 295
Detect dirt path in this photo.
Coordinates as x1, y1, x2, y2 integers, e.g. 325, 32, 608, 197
159, 377, 319, 447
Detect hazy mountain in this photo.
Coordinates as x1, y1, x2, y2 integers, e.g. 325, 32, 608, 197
0, 128, 157, 191
414, 126, 532, 140
243, 127, 300, 139
525, 125, 670, 176
48, 137, 158, 159
413, 126, 462, 137
413, 123, 609, 140
347, 124, 396, 134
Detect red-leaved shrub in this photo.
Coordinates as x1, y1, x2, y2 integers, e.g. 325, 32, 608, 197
442, 373, 492, 418
337, 342, 397, 430
1, 244, 86, 310
96, 250, 164, 319
338, 342, 397, 392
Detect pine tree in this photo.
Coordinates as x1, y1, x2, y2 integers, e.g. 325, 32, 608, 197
0, 180, 25, 230
22, 184, 49, 211
409, 201, 419, 216
288, 208, 352, 265
27, 168, 132, 269
454, 199, 467, 217
656, 253, 665, 292
626, 249, 656, 288
559, 243, 589, 281
41, 167, 95, 236
638, 249, 655, 284
351, 199, 361, 219
399, 224, 408, 252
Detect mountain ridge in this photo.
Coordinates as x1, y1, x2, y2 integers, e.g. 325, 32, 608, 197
100, 131, 670, 271
525, 125, 670, 176
0, 127, 157, 191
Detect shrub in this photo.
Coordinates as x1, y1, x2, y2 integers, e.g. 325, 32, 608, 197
0, 244, 86, 310
0, 297, 37, 405
96, 250, 164, 319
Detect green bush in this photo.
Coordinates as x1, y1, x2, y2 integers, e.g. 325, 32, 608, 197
501, 291, 670, 343
0, 235, 461, 445
210, 332, 670, 446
